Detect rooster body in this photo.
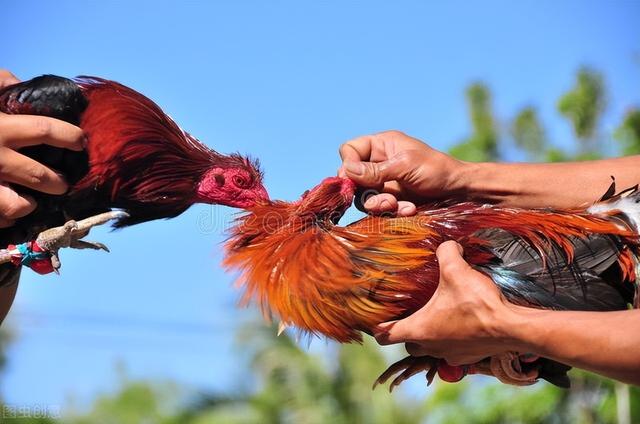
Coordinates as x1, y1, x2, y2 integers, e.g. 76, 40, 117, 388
0, 75, 268, 282
224, 177, 640, 388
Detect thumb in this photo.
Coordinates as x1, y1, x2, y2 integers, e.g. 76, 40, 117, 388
373, 317, 418, 345
436, 241, 473, 282
342, 155, 409, 187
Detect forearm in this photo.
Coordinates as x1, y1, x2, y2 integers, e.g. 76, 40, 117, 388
505, 306, 640, 385
0, 269, 19, 325
459, 156, 640, 209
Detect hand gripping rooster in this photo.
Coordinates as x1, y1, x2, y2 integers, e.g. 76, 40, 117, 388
0, 75, 268, 280
224, 176, 640, 390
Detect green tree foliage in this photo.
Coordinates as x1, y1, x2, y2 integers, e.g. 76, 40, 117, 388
449, 83, 499, 162
226, 324, 426, 424
68, 380, 180, 424
615, 108, 640, 155
511, 106, 547, 160
557, 68, 606, 146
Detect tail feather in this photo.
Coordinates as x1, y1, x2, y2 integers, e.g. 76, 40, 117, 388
477, 229, 633, 311
589, 179, 640, 233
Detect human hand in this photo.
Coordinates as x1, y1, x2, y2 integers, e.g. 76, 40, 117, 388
338, 130, 467, 216
374, 241, 520, 366
0, 69, 85, 228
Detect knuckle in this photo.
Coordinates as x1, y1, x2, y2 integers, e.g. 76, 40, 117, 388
26, 165, 49, 186
33, 117, 53, 138
338, 142, 348, 155
393, 150, 413, 167
367, 163, 382, 183
439, 261, 462, 278
379, 129, 406, 138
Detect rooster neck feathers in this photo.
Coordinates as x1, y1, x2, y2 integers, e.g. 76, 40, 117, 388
0, 74, 264, 227
73, 77, 260, 227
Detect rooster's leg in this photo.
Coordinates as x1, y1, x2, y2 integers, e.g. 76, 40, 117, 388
376, 352, 540, 390
35, 211, 128, 272
489, 352, 539, 386
469, 352, 539, 386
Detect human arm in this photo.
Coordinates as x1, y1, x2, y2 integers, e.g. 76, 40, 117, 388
0, 274, 18, 324
374, 241, 640, 385
0, 69, 85, 324
339, 130, 640, 214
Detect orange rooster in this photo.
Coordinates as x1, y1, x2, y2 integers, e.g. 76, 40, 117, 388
223, 176, 640, 390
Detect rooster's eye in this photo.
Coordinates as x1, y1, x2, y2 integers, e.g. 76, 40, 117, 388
233, 175, 250, 188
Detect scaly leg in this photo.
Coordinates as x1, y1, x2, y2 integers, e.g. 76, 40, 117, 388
32, 211, 128, 272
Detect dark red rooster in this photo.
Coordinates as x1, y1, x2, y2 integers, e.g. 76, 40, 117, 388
224, 176, 640, 389
0, 75, 268, 281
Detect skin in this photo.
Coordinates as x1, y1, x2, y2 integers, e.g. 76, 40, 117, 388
0, 69, 85, 324
340, 130, 640, 385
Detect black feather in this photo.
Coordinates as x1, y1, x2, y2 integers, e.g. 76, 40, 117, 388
0, 76, 96, 287
477, 229, 633, 311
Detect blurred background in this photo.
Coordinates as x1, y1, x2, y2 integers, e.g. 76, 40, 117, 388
2, 1, 640, 422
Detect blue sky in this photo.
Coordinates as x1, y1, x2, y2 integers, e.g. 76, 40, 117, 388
3, 0, 639, 409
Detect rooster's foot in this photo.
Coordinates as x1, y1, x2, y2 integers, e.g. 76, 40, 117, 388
34, 211, 128, 272
374, 355, 440, 392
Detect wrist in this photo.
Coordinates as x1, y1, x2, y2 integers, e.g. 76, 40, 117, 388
442, 159, 478, 197
455, 162, 522, 205
497, 303, 551, 354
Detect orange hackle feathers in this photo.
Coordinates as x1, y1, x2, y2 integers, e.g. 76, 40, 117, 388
224, 177, 639, 341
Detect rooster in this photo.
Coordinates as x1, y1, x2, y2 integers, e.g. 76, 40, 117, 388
223, 176, 640, 389
0, 74, 268, 280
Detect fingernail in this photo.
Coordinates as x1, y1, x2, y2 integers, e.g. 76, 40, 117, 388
22, 194, 37, 206
82, 135, 89, 149
398, 205, 414, 216
344, 161, 364, 177
455, 242, 464, 255
364, 196, 377, 209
